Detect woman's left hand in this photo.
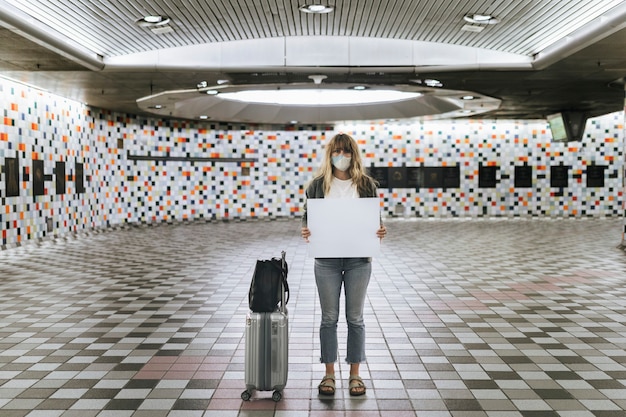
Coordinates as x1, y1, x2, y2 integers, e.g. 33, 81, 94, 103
377, 225, 387, 240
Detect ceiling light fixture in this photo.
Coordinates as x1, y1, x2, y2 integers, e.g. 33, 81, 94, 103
135, 15, 170, 27
299, 4, 334, 14
218, 89, 421, 106
463, 13, 500, 25
308, 74, 327, 84
144, 15, 165, 23
410, 78, 444, 88
138, 80, 501, 123
424, 79, 443, 87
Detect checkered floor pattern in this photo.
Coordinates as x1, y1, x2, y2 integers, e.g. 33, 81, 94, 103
1, 217, 626, 417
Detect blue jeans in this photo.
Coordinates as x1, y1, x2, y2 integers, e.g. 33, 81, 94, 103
314, 257, 371, 364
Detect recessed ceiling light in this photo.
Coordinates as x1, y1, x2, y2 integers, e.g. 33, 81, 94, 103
462, 95, 477, 100
463, 13, 500, 24
352, 85, 368, 90
199, 115, 209, 119
424, 79, 443, 87
308, 74, 328, 84
299, 4, 334, 14
135, 15, 170, 27
148, 104, 164, 109
144, 15, 164, 23
205, 90, 219, 95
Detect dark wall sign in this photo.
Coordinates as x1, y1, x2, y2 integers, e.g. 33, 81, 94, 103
55, 161, 66, 195
479, 165, 498, 188
368, 166, 389, 188
514, 165, 533, 188
443, 166, 460, 189
586, 164, 606, 188
388, 166, 407, 188
422, 167, 443, 188
550, 165, 570, 188
5, 157, 20, 197
76, 162, 85, 194
3, 158, 87, 198
33, 159, 45, 196
407, 167, 422, 188
372, 166, 460, 189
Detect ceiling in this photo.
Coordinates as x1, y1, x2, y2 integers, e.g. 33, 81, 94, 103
1, 0, 626, 124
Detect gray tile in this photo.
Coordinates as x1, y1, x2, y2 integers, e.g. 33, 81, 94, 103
0, 218, 625, 417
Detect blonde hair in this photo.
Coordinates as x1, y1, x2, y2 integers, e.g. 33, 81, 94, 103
315, 133, 375, 196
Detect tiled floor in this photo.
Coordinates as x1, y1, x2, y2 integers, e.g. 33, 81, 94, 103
1, 217, 626, 417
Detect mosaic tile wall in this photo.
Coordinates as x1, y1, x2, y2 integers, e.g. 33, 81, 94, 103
0, 76, 624, 248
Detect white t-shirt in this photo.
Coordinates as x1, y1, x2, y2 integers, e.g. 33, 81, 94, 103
327, 177, 358, 199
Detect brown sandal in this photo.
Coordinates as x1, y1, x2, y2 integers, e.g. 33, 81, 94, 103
349, 375, 366, 396
318, 374, 336, 395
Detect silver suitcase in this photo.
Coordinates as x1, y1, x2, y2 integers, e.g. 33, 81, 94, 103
241, 252, 289, 402
241, 310, 288, 401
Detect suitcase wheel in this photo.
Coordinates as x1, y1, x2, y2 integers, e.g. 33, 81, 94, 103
241, 390, 252, 401
272, 390, 282, 402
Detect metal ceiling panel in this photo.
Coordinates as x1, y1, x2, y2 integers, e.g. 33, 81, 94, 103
1, 0, 626, 121
2, 0, 624, 57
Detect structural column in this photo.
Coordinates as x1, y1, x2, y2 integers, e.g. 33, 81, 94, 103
622, 84, 626, 249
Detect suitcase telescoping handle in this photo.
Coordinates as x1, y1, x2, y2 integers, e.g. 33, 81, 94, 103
280, 251, 287, 314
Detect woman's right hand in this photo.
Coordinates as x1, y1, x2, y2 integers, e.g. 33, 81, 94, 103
301, 227, 311, 242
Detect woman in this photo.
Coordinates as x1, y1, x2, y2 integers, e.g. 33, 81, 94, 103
301, 133, 387, 396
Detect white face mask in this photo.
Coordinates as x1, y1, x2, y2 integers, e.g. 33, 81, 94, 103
331, 155, 351, 171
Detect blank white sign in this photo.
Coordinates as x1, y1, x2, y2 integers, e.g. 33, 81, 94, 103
307, 198, 380, 258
